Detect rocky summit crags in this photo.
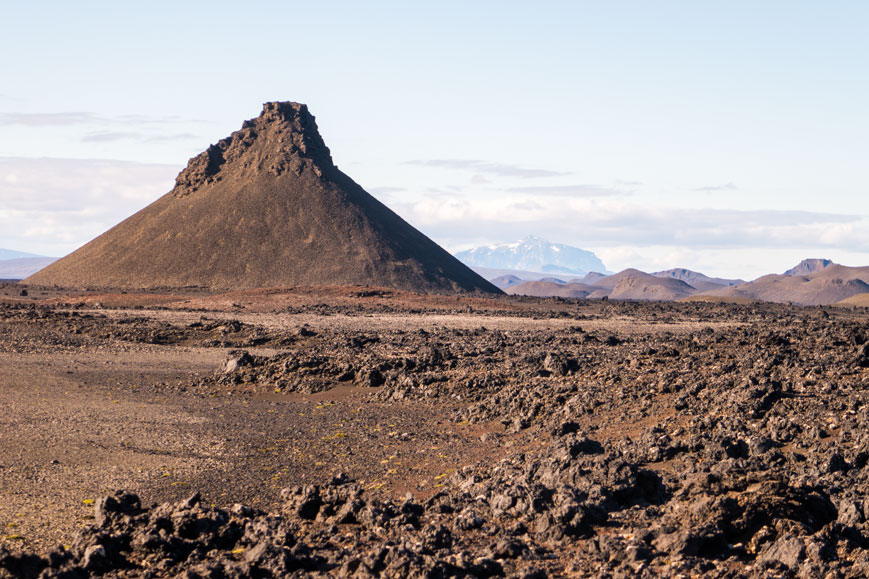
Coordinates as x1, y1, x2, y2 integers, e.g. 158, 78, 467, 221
174, 102, 335, 194
27, 102, 499, 295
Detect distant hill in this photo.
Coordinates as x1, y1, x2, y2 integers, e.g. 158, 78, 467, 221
836, 293, 869, 307
577, 272, 608, 284
697, 261, 869, 305
607, 270, 697, 301
489, 274, 524, 290
26, 102, 498, 295
0, 257, 57, 279
493, 257, 869, 305
506, 280, 593, 298
652, 268, 743, 292
508, 268, 696, 301
455, 236, 606, 275
467, 266, 596, 284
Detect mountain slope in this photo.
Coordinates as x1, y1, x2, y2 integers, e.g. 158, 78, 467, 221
455, 236, 605, 274
836, 293, 869, 307
26, 102, 498, 295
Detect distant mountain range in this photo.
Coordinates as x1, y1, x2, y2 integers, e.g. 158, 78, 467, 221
475, 252, 868, 306
5, 235, 869, 308
0, 249, 45, 261
699, 261, 869, 306
0, 248, 57, 279
455, 236, 606, 275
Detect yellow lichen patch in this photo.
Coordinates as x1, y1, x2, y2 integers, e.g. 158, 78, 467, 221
434, 469, 455, 481
81, 499, 95, 505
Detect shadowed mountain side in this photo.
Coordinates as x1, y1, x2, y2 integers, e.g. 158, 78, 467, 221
26, 103, 499, 295
697, 264, 869, 306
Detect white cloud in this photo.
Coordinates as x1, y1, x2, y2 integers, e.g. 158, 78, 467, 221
0, 157, 179, 255
0, 111, 205, 128
0, 112, 99, 126
396, 193, 869, 253
405, 159, 568, 178
507, 184, 633, 197
694, 182, 738, 192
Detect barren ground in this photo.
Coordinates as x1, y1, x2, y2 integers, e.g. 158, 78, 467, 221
1, 283, 868, 577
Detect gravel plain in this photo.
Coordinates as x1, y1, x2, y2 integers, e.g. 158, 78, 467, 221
1, 286, 868, 577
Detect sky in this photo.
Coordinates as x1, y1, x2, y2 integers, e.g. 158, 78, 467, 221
1, 1, 868, 279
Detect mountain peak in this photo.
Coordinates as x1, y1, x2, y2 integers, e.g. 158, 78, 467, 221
456, 236, 606, 274
784, 258, 834, 277
174, 101, 334, 195
26, 102, 498, 294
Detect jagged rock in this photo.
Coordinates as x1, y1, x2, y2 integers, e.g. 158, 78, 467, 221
223, 350, 255, 374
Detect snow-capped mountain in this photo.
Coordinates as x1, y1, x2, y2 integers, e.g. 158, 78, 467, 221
454, 236, 606, 275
